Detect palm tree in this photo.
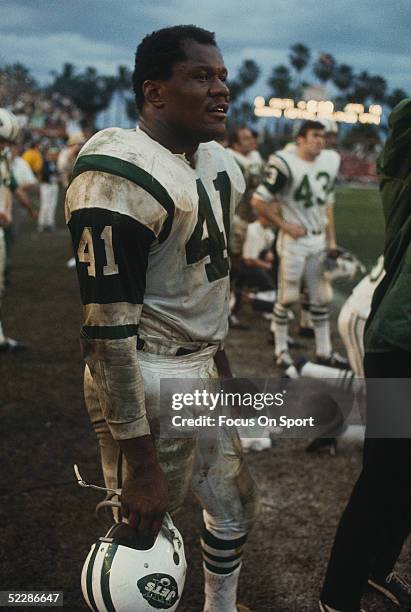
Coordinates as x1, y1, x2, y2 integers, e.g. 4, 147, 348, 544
332, 63, 353, 93
267, 65, 294, 98
289, 43, 310, 95
313, 53, 336, 85
367, 75, 387, 103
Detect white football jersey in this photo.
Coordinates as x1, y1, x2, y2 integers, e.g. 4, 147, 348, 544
0, 149, 14, 236
66, 127, 245, 346
255, 147, 340, 232
349, 255, 385, 319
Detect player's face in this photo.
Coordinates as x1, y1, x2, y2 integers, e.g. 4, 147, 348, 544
160, 41, 229, 143
236, 129, 255, 155
299, 128, 325, 158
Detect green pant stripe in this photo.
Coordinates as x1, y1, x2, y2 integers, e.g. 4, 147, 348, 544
100, 543, 118, 612
86, 544, 100, 612
71, 154, 175, 241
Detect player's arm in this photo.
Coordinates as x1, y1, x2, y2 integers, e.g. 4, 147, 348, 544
0, 187, 12, 226
15, 185, 37, 220
325, 173, 338, 250
66, 165, 171, 536
325, 202, 337, 251
251, 155, 306, 239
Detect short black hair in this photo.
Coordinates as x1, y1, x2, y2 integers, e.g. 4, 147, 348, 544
133, 25, 216, 111
296, 120, 325, 139
227, 125, 250, 147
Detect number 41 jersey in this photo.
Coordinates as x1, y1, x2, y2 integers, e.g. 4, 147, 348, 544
65, 127, 245, 346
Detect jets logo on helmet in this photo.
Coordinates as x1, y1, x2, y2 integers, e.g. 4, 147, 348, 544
137, 573, 180, 609
0, 109, 20, 142
322, 247, 365, 282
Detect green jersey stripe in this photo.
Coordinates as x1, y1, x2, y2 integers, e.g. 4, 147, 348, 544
71, 154, 175, 241
275, 154, 293, 183
86, 544, 100, 612
100, 543, 118, 612
81, 324, 139, 340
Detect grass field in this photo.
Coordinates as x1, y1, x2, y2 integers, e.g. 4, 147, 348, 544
334, 186, 384, 269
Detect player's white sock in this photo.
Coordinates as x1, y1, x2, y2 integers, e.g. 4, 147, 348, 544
0, 320, 5, 344
203, 564, 241, 612
201, 527, 246, 612
310, 305, 332, 357
272, 303, 289, 355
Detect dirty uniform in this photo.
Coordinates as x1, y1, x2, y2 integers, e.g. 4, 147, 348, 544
66, 127, 258, 575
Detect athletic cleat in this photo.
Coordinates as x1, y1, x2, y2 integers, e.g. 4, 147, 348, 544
299, 325, 315, 338
316, 351, 349, 369
275, 350, 294, 368
319, 601, 365, 612
0, 338, 30, 353
368, 571, 411, 607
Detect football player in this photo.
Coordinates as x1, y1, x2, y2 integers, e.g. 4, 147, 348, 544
251, 120, 346, 368
66, 26, 258, 612
227, 125, 262, 328
320, 98, 411, 612
0, 108, 35, 352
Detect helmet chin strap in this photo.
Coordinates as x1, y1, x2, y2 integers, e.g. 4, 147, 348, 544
73, 464, 122, 497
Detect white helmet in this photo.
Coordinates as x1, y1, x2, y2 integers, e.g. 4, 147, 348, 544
322, 248, 365, 282
0, 108, 20, 142
81, 514, 186, 612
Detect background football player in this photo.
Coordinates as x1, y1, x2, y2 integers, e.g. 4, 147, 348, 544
251, 120, 346, 368
0, 108, 36, 352
66, 26, 258, 612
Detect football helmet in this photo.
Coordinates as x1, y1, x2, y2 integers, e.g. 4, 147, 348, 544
0, 108, 20, 142
322, 247, 365, 282
81, 513, 186, 612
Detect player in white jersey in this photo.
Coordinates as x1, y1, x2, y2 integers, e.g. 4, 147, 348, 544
338, 255, 385, 377
66, 26, 257, 612
0, 108, 35, 352
252, 120, 345, 368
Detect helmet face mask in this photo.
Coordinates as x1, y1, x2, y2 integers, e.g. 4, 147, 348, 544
0, 109, 20, 143
81, 515, 187, 612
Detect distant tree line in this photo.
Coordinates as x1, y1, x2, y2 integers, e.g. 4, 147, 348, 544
1, 42, 408, 131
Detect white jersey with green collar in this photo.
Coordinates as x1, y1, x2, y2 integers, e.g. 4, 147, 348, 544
66, 127, 245, 345
255, 147, 340, 233
65, 127, 244, 440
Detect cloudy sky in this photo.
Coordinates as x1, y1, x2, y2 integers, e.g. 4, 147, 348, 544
0, 0, 410, 98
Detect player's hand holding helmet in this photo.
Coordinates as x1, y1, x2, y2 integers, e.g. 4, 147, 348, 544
322, 247, 365, 281
81, 513, 186, 612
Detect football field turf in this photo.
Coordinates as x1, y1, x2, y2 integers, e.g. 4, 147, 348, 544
334, 185, 384, 269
